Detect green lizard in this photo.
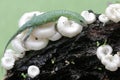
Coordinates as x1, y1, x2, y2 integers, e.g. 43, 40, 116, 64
4, 10, 87, 53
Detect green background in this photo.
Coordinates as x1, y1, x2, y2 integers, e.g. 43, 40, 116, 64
0, 0, 119, 79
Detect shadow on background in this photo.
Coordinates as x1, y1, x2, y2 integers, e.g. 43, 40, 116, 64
0, 0, 118, 79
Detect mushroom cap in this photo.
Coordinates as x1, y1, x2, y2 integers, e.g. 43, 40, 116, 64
81, 11, 96, 24
25, 36, 49, 50
32, 22, 56, 39
96, 45, 113, 60
11, 37, 26, 53
105, 63, 118, 71
105, 4, 120, 23
101, 54, 120, 71
1, 56, 15, 70
57, 16, 83, 38
4, 49, 16, 58
27, 65, 40, 78
98, 14, 109, 23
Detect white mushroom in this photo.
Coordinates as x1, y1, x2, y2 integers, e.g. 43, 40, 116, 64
1, 56, 15, 70
98, 14, 109, 23
25, 36, 49, 50
11, 37, 26, 53
81, 11, 96, 24
96, 45, 113, 60
116, 52, 120, 67
4, 49, 25, 60
4, 49, 16, 58
32, 22, 56, 39
10, 33, 27, 59
105, 3, 120, 23
57, 16, 83, 38
101, 54, 120, 71
27, 65, 40, 78
105, 65, 118, 71
49, 32, 62, 41
15, 52, 25, 59
11, 38, 26, 53
19, 11, 44, 27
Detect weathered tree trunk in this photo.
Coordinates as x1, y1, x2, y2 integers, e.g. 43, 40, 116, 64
4, 14, 120, 80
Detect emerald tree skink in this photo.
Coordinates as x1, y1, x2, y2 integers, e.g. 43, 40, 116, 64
4, 10, 86, 53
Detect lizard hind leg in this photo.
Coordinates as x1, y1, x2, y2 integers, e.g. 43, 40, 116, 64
22, 27, 34, 48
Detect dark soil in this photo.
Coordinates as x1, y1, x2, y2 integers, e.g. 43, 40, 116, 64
4, 14, 120, 80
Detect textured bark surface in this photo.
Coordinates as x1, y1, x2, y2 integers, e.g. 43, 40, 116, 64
4, 14, 120, 80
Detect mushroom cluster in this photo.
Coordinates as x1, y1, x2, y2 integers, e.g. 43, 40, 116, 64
96, 45, 120, 71
1, 11, 83, 78
81, 4, 120, 24
1, 49, 25, 70
95, 3, 120, 71
80, 4, 120, 72
105, 4, 120, 23
15, 11, 83, 52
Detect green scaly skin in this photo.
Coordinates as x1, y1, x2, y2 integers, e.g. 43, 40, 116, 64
4, 10, 86, 53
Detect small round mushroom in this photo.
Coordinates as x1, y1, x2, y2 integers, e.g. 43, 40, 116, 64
49, 32, 62, 41
96, 45, 113, 60
57, 16, 83, 38
81, 10, 96, 24
101, 54, 120, 71
32, 22, 56, 39
19, 11, 44, 27
25, 36, 49, 50
27, 65, 40, 78
98, 14, 109, 23
105, 3, 120, 23
1, 56, 15, 70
